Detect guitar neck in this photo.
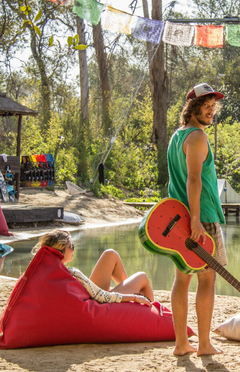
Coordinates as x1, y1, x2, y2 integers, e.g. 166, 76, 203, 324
186, 238, 240, 293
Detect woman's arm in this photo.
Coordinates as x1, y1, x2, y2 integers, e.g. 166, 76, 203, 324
68, 267, 151, 306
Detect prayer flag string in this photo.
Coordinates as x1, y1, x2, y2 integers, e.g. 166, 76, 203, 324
48, 0, 240, 48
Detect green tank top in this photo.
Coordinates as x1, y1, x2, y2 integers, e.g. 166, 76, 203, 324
168, 127, 225, 224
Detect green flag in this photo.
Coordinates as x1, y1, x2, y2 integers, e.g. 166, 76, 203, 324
73, 0, 104, 26
226, 24, 240, 47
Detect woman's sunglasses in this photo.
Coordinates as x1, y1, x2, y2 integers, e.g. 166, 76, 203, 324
68, 243, 75, 251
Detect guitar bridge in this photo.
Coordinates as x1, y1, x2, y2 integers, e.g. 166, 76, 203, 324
162, 214, 181, 237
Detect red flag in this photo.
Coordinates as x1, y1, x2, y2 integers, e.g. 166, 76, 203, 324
47, 0, 70, 5
194, 25, 223, 48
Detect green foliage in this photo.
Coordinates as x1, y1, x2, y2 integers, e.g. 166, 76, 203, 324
100, 184, 124, 199
124, 187, 168, 209
167, 100, 183, 140
4, 0, 240, 198
55, 150, 78, 184
206, 121, 240, 193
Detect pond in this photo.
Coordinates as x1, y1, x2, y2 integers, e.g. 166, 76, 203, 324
1, 216, 240, 297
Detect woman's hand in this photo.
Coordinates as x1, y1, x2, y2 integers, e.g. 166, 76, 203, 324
121, 294, 152, 306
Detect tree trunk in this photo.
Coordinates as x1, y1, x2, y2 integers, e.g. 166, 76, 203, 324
92, 21, 112, 135
142, 0, 154, 97
76, 17, 89, 178
29, 28, 51, 127
76, 17, 89, 125
151, 0, 168, 184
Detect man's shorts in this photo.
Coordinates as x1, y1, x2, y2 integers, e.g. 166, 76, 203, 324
198, 222, 227, 273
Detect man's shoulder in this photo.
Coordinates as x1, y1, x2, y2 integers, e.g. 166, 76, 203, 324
183, 128, 208, 156
185, 128, 207, 142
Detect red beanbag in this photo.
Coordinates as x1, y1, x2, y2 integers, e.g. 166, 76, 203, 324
0, 205, 12, 236
0, 246, 194, 349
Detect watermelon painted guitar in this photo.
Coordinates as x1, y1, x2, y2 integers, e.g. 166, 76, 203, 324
139, 197, 240, 292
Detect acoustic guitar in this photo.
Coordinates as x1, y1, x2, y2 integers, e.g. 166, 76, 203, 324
139, 197, 240, 292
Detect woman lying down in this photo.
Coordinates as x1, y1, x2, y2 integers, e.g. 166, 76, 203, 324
32, 229, 154, 306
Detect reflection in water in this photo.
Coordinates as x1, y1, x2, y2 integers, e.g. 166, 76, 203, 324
2, 217, 240, 297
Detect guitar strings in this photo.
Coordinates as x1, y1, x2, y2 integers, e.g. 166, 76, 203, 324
169, 222, 240, 286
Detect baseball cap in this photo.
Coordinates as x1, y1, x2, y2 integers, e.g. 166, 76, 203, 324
187, 83, 224, 101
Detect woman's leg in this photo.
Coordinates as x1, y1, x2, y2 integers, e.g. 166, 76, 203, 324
89, 249, 128, 291
112, 272, 154, 302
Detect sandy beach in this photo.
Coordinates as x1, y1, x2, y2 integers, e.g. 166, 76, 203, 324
0, 189, 240, 371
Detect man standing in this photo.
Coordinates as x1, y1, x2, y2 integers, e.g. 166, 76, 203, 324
167, 83, 227, 356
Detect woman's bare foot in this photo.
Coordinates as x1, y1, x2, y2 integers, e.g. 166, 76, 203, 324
197, 343, 223, 356
173, 343, 197, 356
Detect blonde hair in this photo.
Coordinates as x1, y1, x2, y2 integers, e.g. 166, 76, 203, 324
31, 229, 71, 255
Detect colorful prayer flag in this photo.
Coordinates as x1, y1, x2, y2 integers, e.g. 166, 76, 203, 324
131, 16, 164, 44
73, 0, 104, 26
194, 25, 223, 48
102, 5, 132, 35
162, 21, 194, 46
225, 24, 240, 47
47, 0, 71, 4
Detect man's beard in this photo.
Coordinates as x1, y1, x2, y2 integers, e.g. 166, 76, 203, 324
196, 116, 211, 126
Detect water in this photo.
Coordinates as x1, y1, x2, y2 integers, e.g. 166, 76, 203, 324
2, 216, 240, 297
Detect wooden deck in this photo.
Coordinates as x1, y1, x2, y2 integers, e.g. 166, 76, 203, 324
1, 205, 64, 224
221, 203, 240, 216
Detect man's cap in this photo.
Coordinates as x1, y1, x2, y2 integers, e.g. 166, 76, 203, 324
187, 83, 224, 101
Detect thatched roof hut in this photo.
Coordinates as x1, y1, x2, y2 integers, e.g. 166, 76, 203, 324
0, 92, 38, 199
0, 92, 38, 117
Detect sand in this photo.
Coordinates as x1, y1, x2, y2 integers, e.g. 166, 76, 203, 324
0, 189, 240, 371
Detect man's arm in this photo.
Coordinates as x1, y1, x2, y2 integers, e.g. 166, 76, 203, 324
183, 130, 208, 243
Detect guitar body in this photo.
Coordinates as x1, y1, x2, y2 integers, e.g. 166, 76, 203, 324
139, 198, 215, 274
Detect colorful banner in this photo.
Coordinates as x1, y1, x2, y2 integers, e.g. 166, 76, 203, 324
131, 16, 164, 44
102, 5, 132, 35
73, 0, 104, 26
47, 0, 71, 4
225, 24, 240, 47
194, 25, 224, 48
162, 21, 194, 46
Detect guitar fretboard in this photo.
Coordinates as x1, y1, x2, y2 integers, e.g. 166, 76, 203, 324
185, 238, 240, 293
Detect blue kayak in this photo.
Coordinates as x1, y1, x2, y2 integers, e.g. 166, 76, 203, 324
0, 244, 14, 258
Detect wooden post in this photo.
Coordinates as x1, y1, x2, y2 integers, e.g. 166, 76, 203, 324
15, 115, 22, 200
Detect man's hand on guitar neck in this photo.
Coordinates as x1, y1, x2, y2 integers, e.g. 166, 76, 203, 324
190, 216, 206, 244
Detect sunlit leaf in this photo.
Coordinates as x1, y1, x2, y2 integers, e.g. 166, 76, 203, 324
34, 9, 42, 22
49, 35, 54, 47
74, 33, 79, 44
20, 6, 27, 12
67, 36, 73, 47
74, 44, 88, 50
34, 25, 41, 37
22, 20, 32, 28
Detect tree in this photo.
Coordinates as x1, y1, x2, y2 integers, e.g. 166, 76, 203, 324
142, 0, 154, 96
76, 16, 89, 125
151, 0, 168, 184
92, 21, 112, 135
3, 0, 78, 127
